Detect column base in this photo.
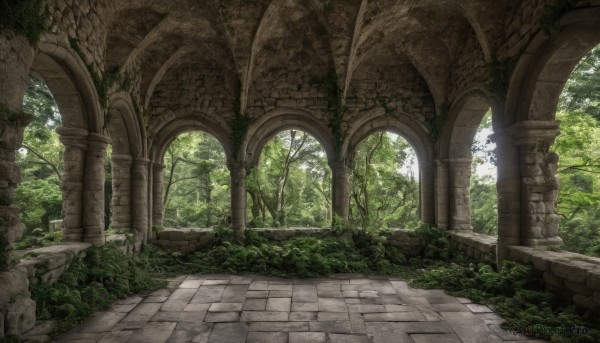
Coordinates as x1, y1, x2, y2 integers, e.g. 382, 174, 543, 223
61, 228, 83, 242
84, 229, 105, 246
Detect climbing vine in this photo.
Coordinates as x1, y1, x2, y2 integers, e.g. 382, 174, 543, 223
314, 69, 346, 157
230, 76, 250, 160
0, 0, 47, 44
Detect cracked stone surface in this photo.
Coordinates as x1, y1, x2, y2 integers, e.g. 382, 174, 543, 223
51, 274, 547, 343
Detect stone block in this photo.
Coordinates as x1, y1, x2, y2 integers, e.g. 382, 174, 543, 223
4, 297, 36, 335
573, 294, 597, 310
0, 266, 29, 305
565, 281, 592, 296
543, 272, 563, 288
551, 261, 587, 284
586, 269, 600, 292
168, 230, 190, 241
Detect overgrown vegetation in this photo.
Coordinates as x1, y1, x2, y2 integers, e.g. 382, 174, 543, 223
413, 262, 600, 342
27, 224, 600, 342
30, 244, 164, 333
0, 0, 46, 44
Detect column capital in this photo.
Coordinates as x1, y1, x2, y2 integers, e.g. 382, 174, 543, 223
57, 127, 88, 149
151, 161, 166, 170
87, 133, 110, 150
505, 120, 560, 146
111, 154, 133, 162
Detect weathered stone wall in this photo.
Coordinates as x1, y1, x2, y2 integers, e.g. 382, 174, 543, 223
506, 246, 600, 311
447, 32, 489, 101
150, 229, 213, 254
448, 231, 498, 264
150, 228, 426, 258
0, 243, 89, 339
345, 63, 435, 126
246, 67, 330, 121
148, 65, 237, 128
44, 0, 109, 74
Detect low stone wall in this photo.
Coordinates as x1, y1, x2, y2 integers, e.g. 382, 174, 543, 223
0, 243, 90, 340
506, 246, 600, 311
151, 228, 214, 253
447, 230, 498, 263
150, 227, 427, 257
249, 227, 330, 241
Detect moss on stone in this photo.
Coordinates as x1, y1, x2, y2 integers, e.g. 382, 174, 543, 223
0, 0, 47, 44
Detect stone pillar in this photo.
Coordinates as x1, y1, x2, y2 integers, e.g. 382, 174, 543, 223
494, 132, 521, 247
132, 158, 149, 244
508, 121, 562, 247
433, 159, 449, 228
447, 158, 472, 230
110, 154, 132, 229
82, 133, 110, 245
330, 161, 350, 221
230, 164, 246, 240
152, 162, 165, 233
57, 128, 88, 242
0, 35, 35, 270
420, 161, 435, 225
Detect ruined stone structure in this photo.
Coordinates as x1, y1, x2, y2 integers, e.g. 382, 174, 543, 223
2, 0, 600, 339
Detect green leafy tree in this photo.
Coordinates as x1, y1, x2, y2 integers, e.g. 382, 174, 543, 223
349, 131, 419, 231
553, 44, 600, 256
559, 45, 600, 120
470, 111, 498, 235
247, 130, 331, 228
162, 132, 230, 228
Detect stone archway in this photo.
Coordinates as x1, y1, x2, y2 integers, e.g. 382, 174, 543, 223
344, 108, 435, 225
438, 89, 493, 231
27, 42, 108, 245
501, 7, 600, 247
149, 116, 232, 236
107, 93, 146, 242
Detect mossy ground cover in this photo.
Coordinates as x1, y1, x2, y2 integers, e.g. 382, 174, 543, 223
29, 225, 600, 342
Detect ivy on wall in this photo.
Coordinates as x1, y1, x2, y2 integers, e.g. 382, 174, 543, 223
230, 76, 250, 160
0, 0, 47, 44
312, 69, 346, 157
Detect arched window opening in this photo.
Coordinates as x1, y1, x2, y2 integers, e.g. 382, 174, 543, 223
14, 75, 64, 249
247, 129, 331, 228
162, 131, 230, 229
349, 131, 419, 231
470, 110, 498, 235
553, 45, 600, 257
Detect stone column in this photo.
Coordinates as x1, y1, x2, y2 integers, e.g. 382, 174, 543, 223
151, 162, 165, 235
131, 158, 149, 244
420, 161, 436, 225
82, 133, 110, 245
0, 35, 35, 269
493, 132, 521, 247
433, 159, 449, 228
110, 154, 132, 229
330, 161, 349, 222
508, 121, 562, 247
57, 128, 88, 242
447, 158, 473, 230
230, 164, 246, 240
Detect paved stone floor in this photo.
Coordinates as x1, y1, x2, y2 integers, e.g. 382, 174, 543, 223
52, 274, 547, 343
